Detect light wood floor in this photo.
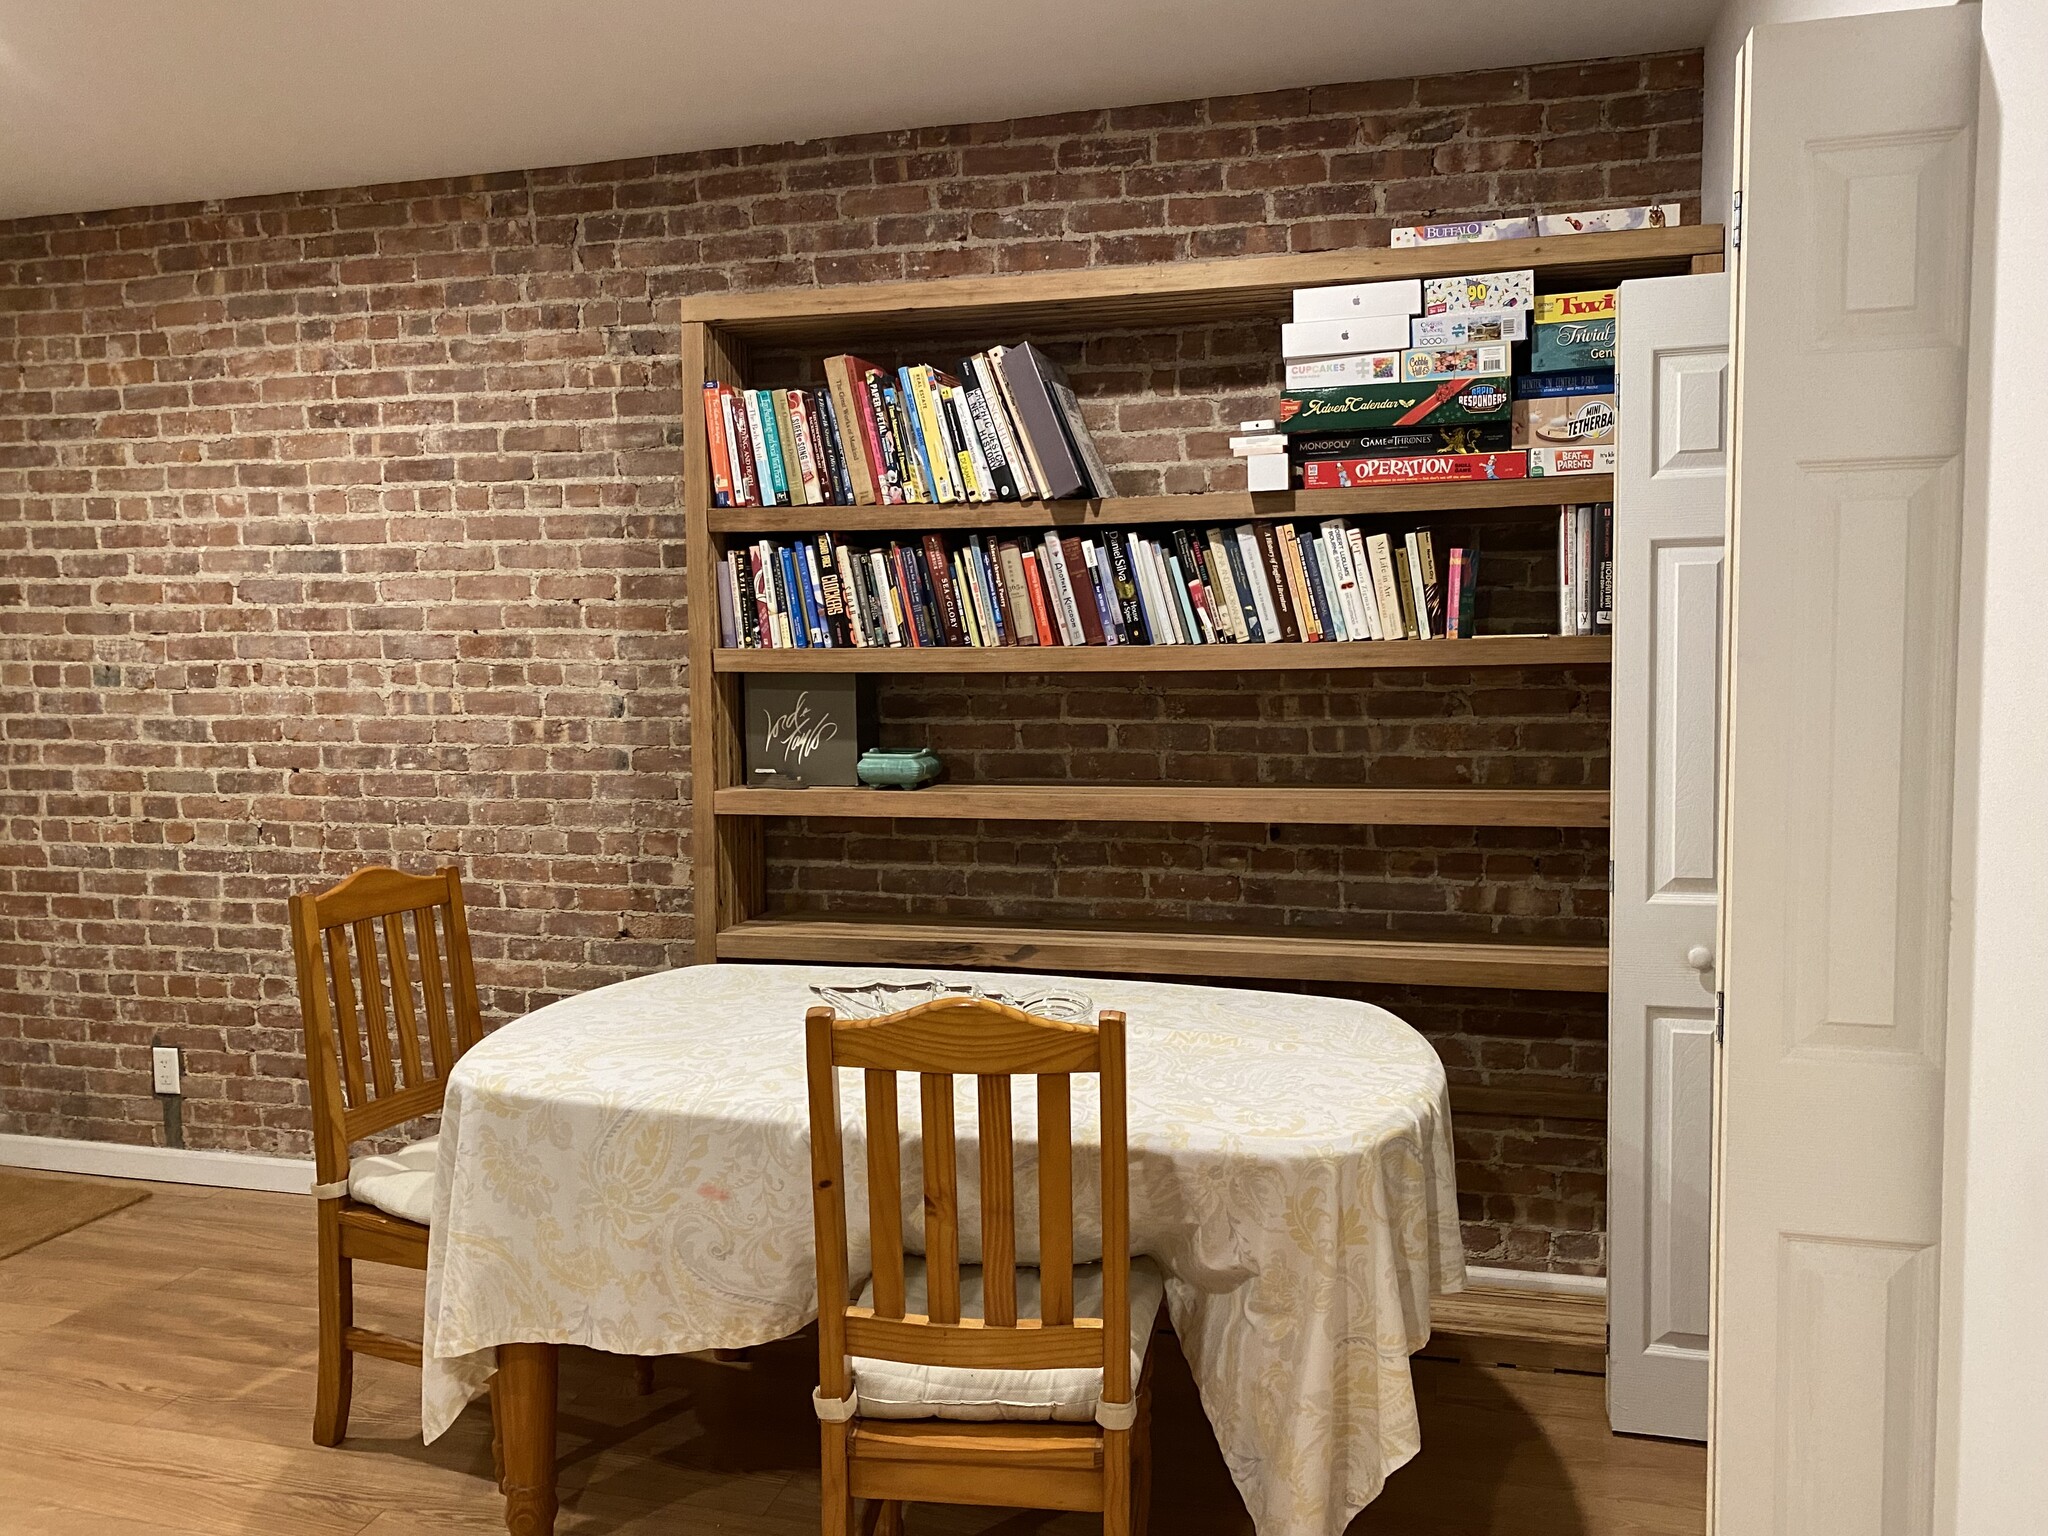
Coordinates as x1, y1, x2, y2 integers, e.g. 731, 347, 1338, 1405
0, 1175, 1704, 1535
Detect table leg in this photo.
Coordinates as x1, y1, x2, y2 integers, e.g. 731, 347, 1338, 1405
496, 1342, 558, 1536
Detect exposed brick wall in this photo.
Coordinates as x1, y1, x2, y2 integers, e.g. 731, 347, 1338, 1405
0, 51, 1700, 1275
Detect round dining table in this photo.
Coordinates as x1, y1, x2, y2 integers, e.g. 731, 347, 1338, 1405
421, 961, 1462, 1536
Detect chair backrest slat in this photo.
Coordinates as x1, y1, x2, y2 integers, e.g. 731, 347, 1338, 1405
289, 866, 486, 1188
865, 1069, 906, 1320
919, 1071, 962, 1325
324, 926, 369, 1108
413, 906, 456, 1076
805, 996, 1129, 1391
351, 918, 398, 1098
382, 912, 426, 1088
1038, 1072, 1075, 1326
977, 1073, 1017, 1328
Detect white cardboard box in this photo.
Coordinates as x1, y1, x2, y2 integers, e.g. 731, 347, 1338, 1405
1280, 314, 1412, 360
1291, 278, 1422, 324
1245, 453, 1290, 492
1284, 352, 1401, 389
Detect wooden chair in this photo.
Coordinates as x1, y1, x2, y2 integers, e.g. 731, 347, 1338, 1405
287, 864, 489, 1447
804, 997, 1157, 1536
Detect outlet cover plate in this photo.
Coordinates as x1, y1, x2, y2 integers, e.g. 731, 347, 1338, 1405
151, 1045, 181, 1095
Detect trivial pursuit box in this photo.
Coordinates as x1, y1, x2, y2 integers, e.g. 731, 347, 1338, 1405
1530, 289, 1618, 371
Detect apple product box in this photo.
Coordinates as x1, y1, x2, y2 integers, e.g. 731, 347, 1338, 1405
1300, 451, 1529, 487
1513, 391, 1618, 449
1402, 343, 1511, 382
1536, 204, 1682, 236
1285, 352, 1401, 389
1279, 376, 1512, 434
1390, 218, 1536, 248
1291, 278, 1421, 324
1229, 433, 1287, 455
1527, 444, 1618, 477
1280, 314, 1413, 360
1245, 453, 1290, 492
1530, 288, 1618, 371
1423, 268, 1535, 314
1409, 308, 1527, 346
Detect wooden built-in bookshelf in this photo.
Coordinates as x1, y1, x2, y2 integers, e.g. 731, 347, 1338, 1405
681, 226, 1723, 990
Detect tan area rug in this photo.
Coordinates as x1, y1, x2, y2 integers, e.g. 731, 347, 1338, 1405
0, 1168, 151, 1259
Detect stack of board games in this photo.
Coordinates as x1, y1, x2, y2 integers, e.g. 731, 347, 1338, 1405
1517, 286, 1617, 477
1278, 268, 1532, 487
714, 519, 1484, 650
699, 341, 1115, 509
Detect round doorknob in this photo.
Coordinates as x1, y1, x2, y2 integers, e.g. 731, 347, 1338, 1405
1687, 946, 1714, 971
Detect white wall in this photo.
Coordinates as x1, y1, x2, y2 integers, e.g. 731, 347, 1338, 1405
1942, 2, 2048, 1528
1701, 0, 1962, 223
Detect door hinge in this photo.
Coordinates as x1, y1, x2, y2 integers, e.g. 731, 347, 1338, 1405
1731, 190, 1742, 252
1715, 990, 1726, 1048
1605, 858, 1615, 892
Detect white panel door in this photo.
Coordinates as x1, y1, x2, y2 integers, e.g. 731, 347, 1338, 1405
1608, 270, 1729, 1442
1713, 8, 1977, 1534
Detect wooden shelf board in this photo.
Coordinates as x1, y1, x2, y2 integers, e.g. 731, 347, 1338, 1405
708, 477, 1609, 534
683, 227, 1723, 344
713, 634, 1610, 675
1424, 1284, 1608, 1373
715, 913, 1609, 993
715, 783, 1609, 828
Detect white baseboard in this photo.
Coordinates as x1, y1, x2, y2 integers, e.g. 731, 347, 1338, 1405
0, 1133, 313, 1195
1467, 1264, 1607, 1299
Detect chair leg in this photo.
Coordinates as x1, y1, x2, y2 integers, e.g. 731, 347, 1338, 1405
820, 1422, 856, 1536
859, 1500, 904, 1536
1103, 1426, 1133, 1536
489, 1373, 507, 1491
314, 1200, 353, 1447
1133, 1355, 1156, 1536
633, 1355, 658, 1395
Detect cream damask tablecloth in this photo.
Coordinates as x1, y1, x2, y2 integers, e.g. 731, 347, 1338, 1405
421, 963, 1463, 1536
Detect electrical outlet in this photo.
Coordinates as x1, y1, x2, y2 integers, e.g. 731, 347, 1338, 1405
152, 1045, 182, 1096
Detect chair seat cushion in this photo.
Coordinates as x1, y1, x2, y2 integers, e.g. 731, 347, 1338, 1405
347, 1136, 438, 1227
851, 1257, 1164, 1423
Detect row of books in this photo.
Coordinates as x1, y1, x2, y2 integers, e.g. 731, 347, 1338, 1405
1558, 504, 1614, 636
714, 521, 1481, 652
700, 343, 1112, 511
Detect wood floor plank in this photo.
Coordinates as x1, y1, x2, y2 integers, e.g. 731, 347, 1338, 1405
0, 1172, 1703, 1536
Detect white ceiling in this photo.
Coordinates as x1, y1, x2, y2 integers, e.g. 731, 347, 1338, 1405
0, 0, 1722, 221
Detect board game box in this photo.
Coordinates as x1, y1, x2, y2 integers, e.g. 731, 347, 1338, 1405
1402, 343, 1511, 382
1279, 376, 1512, 433
1536, 204, 1682, 236
1285, 352, 1400, 389
1527, 445, 1617, 476
1530, 289, 1618, 371
1410, 308, 1528, 346
1391, 218, 1536, 248
1300, 451, 1529, 487
1423, 268, 1535, 314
